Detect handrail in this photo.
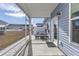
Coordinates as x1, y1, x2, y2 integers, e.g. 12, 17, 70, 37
14, 39, 30, 56
0, 37, 29, 56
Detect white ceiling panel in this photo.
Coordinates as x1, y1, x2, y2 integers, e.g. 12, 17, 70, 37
17, 3, 58, 18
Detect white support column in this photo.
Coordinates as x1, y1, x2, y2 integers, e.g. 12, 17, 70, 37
50, 18, 51, 41
50, 18, 54, 42
28, 17, 33, 56
25, 17, 27, 40
49, 18, 52, 41
23, 16, 32, 56
29, 17, 32, 40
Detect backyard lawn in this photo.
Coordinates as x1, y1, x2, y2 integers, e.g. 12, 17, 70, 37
0, 31, 25, 49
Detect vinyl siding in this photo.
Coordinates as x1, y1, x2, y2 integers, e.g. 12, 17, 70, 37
51, 3, 79, 56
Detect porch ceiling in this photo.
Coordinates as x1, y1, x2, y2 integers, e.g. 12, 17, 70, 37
17, 3, 58, 18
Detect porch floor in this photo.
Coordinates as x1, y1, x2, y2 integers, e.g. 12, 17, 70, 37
31, 40, 64, 56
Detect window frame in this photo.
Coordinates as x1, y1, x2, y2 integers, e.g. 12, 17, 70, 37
69, 3, 79, 46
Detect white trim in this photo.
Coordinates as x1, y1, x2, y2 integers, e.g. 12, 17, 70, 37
69, 3, 79, 46
69, 3, 71, 43
51, 16, 59, 47
71, 16, 79, 20
29, 17, 32, 40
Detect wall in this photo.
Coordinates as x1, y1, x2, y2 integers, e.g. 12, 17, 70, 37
51, 3, 79, 56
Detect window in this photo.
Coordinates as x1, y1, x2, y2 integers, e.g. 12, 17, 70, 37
71, 3, 79, 18
0, 27, 5, 31
72, 19, 79, 43
71, 3, 79, 44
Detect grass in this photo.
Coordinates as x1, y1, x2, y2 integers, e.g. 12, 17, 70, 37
0, 31, 25, 49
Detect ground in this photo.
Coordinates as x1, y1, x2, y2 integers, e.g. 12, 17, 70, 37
0, 31, 25, 49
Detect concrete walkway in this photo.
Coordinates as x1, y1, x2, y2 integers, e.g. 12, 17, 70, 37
31, 40, 64, 56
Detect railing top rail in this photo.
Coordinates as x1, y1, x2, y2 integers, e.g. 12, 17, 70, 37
0, 36, 29, 56
14, 39, 30, 56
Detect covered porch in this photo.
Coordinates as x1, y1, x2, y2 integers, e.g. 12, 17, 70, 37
16, 3, 65, 56
0, 3, 65, 56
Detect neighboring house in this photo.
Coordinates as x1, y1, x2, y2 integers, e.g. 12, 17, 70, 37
7, 24, 25, 31
7, 24, 34, 35
0, 20, 8, 34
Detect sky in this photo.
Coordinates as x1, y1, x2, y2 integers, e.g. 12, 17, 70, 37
0, 3, 26, 24
0, 3, 44, 26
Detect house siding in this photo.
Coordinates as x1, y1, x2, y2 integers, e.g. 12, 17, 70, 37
51, 3, 79, 56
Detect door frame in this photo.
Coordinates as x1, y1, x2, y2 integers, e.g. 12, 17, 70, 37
51, 16, 59, 47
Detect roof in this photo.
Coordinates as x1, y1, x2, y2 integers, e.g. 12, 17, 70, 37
17, 3, 58, 18
0, 20, 8, 25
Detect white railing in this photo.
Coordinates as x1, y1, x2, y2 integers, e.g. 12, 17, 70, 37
15, 40, 30, 56
0, 36, 30, 56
